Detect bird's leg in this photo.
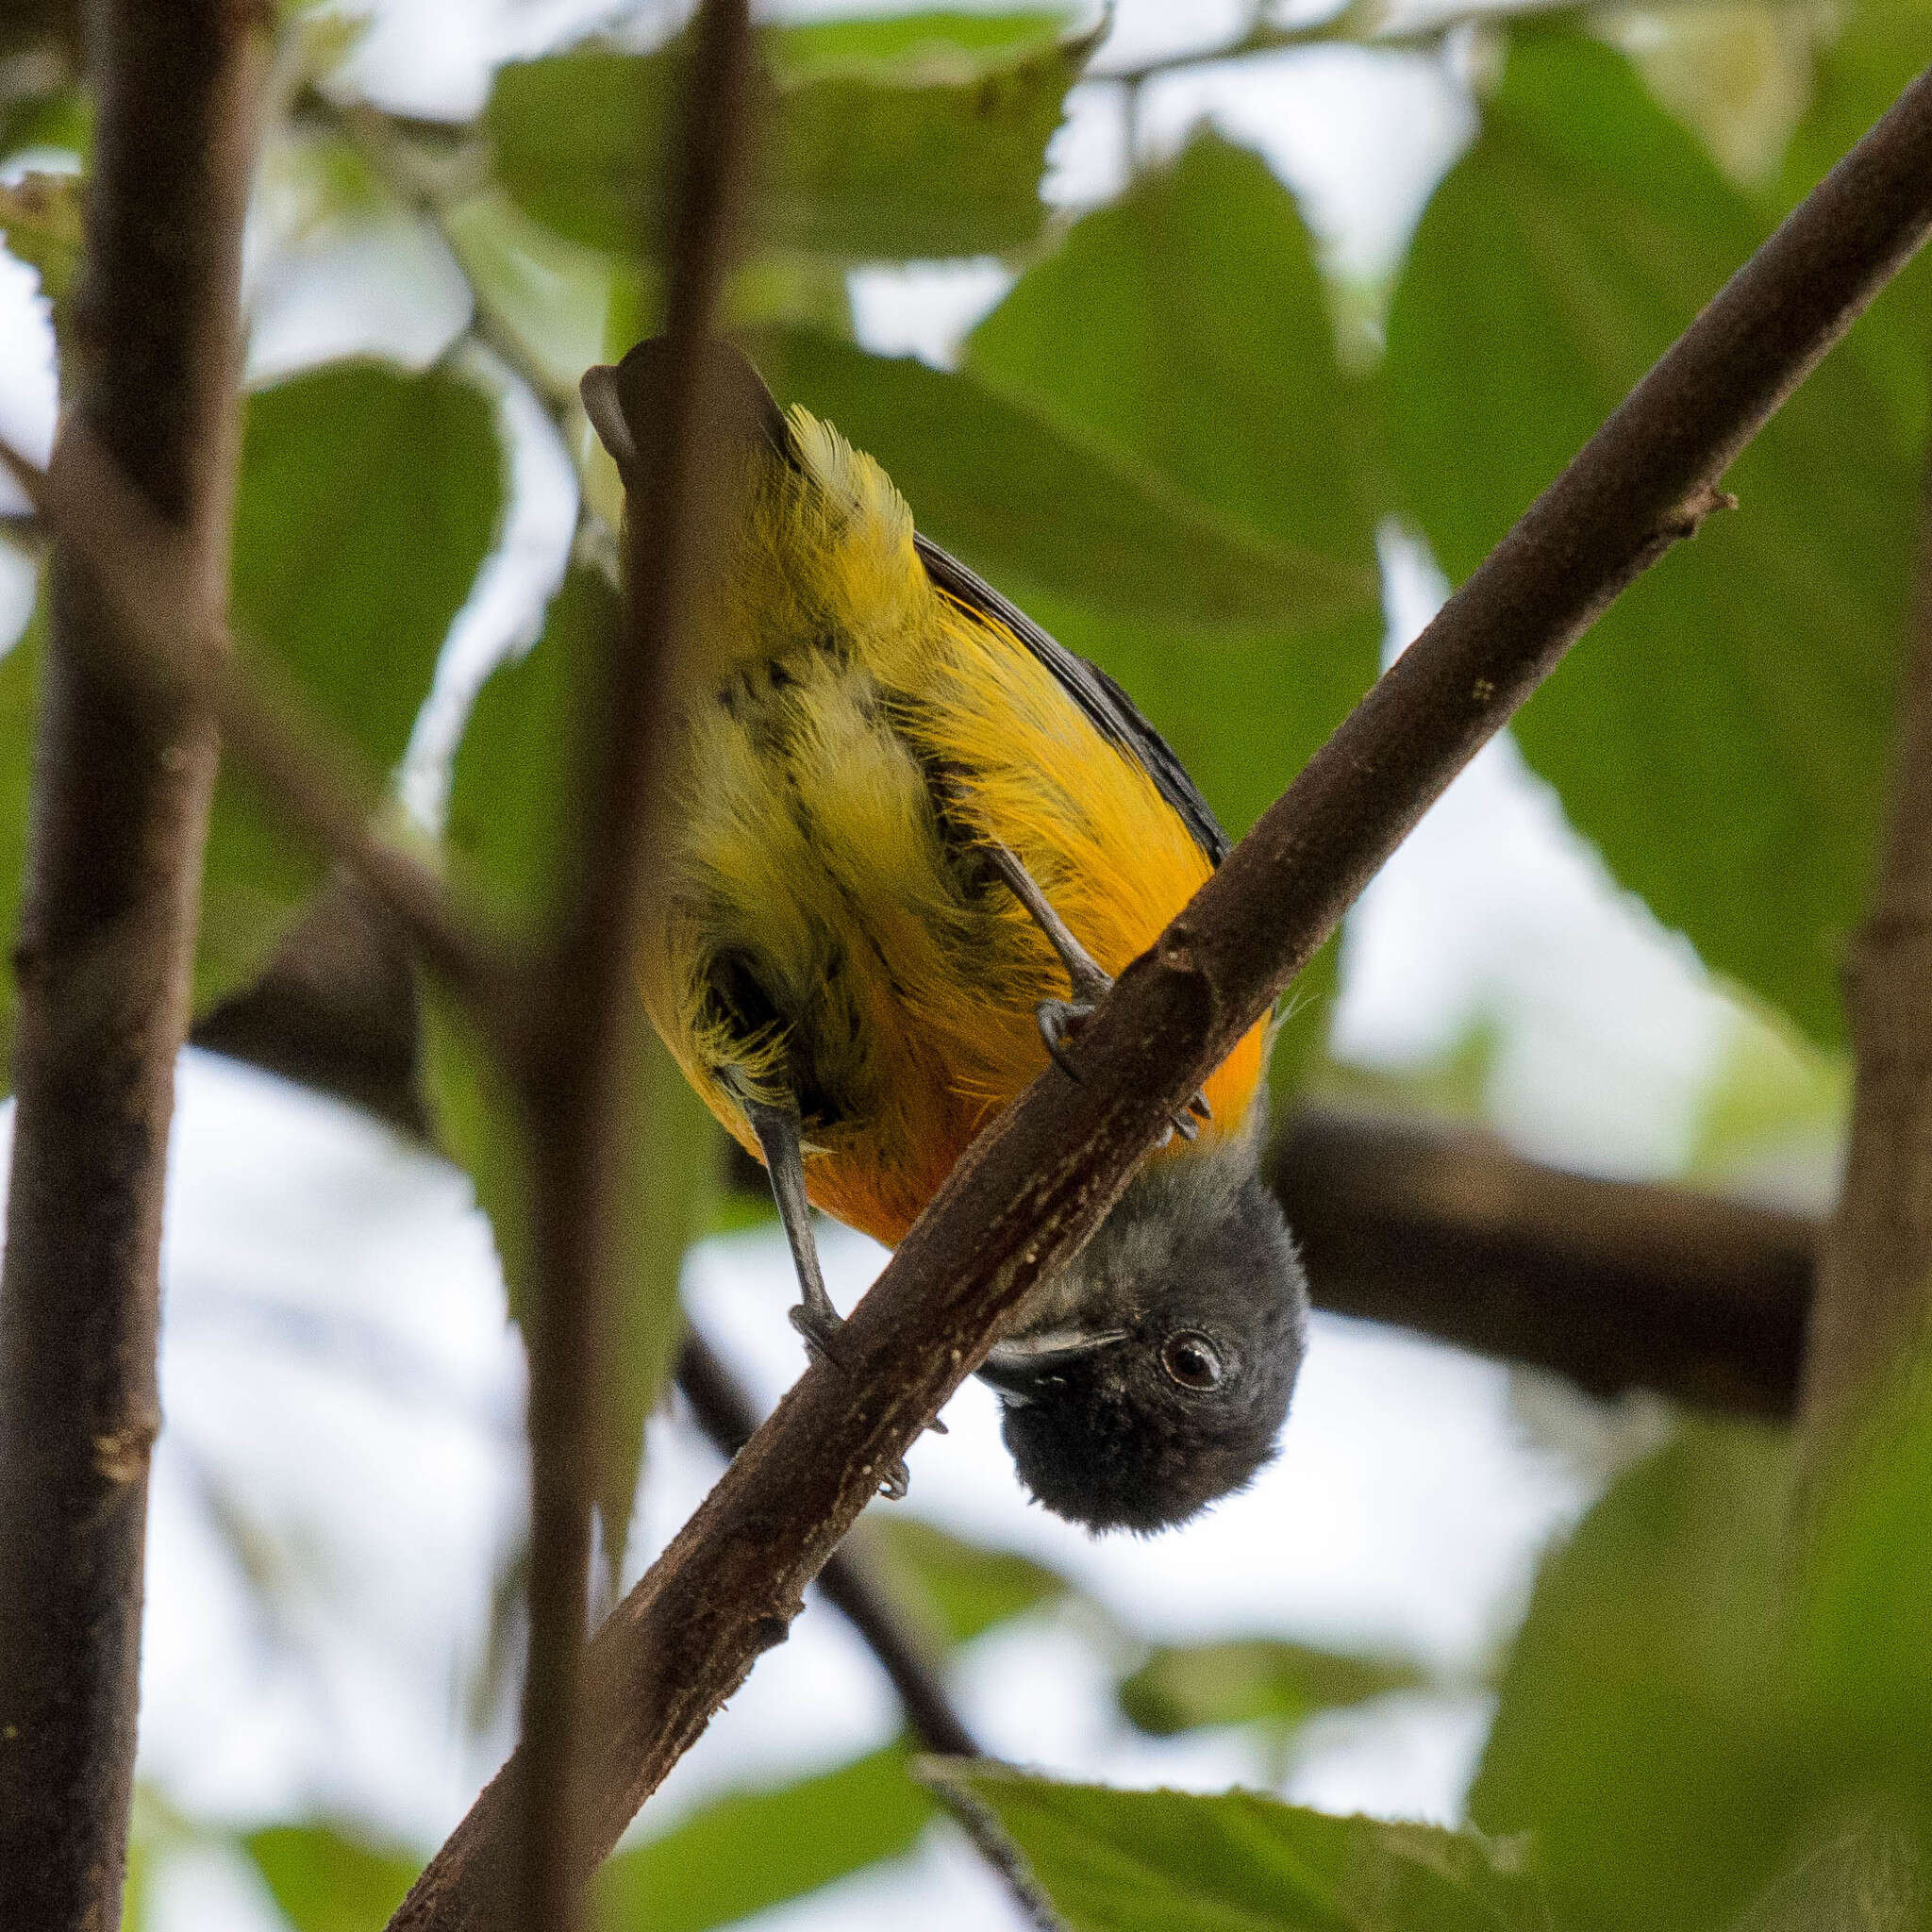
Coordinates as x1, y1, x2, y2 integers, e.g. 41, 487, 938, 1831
739, 1094, 844, 1364
738, 1091, 909, 1498
984, 841, 1209, 1140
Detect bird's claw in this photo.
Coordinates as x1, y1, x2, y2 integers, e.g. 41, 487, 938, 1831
1036, 997, 1094, 1080
1039, 1006, 1212, 1142
788, 1296, 847, 1373
877, 1456, 910, 1501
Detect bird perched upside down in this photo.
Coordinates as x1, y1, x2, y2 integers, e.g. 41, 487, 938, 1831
582, 338, 1308, 1533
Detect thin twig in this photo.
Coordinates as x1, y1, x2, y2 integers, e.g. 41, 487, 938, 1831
495, 6, 755, 1932
387, 47, 1932, 1932
0, 6, 268, 1924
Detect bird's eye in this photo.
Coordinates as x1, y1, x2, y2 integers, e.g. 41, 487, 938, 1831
1160, 1330, 1223, 1391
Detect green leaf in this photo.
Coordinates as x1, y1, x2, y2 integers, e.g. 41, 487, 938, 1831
1798, 1369, 1932, 1764
441, 189, 614, 408
866, 1516, 1074, 1646
594, 1746, 933, 1932
750, 326, 1371, 635
932, 1765, 1553, 1932
203, 360, 504, 1012
968, 131, 1381, 578
960, 127, 1381, 1090
437, 564, 720, 1564
0, 169, 81, 305
1724, 1813, 1927, 1932
1117, 1638, 1425, 1740
0, 89, 89, 166
1773, 0, 1932, 451
768, 9, 1075, 84
1468, 1421, 1817, 1932
1383, 29, 1916, 1046
243, 1822, 420, 1932
0, 586, 42, 1084
487, 19, 1088, 264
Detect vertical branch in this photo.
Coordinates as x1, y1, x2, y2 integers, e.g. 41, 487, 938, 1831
1800, 444, 1932, 1457
0, 5, 265, 1928
503, 7, 753, 1932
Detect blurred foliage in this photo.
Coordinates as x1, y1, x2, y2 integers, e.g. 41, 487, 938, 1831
1116, 1636, 1426, 1739
487, 15, 1087, 263
594, 1745, 933, 1930
5, 0, 1932, 1925
244, 1823, 419, 1932
1683, 992, 1848, 1192
1469, 1423, 1814, 1932
0, 168, 79, 309
865, 1513, 1076, 1645
202, 359, 504, 1014
1385, 27, 1914, 1048
933, 1764, 1555, 1930
435, 562, 720, 1565
0, 596, 40, 1076
752, 325, 1370, 633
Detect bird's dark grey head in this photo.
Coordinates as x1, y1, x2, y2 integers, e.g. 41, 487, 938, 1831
977, 1148, 1308, 1534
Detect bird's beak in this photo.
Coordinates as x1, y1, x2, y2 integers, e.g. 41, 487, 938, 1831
975, 1326, 1128, 1405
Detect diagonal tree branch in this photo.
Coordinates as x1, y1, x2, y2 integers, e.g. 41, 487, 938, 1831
674, 1334, 1063, 1930
386, 53, 1932, 1932
190, 894, 1824, 1423
0, 6, 268, 1926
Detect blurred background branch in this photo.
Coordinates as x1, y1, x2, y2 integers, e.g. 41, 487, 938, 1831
0, 3, 267, 1926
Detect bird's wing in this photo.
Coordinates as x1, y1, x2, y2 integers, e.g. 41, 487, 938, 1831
913, 532, 1231, 867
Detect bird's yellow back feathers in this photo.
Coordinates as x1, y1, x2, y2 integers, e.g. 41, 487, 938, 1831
642, 399, 1268, 1246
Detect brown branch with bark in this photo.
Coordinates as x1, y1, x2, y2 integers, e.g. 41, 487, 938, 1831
1801, 432, 1932, 1457
380, 57, 1932, 1932
0, 6, 267, 1927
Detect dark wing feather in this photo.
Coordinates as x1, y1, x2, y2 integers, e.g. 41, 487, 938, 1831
913, 532, 1230, 866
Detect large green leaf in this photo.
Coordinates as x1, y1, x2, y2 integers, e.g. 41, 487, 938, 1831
932, 1765, 1553, 1932
961, 131, 1384, 1089
1468, 1422, 1819, 1932
594, 1745, 933, 1931
865, 1515, 1075, 1647
1383, 30, 1917, 1045
203, 360, 503, 1011
968, 131, 1380, 577
1724, 1815, 1927, 1932
1797, 1366, 1932, 1767
1774, 0, 1932, 452
437, 564, 719, 1565
748, 326, 1371, 634
243, 1822, 419, 1932
1117, 1638, 1424, 1740
487, 14, 1087, 264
